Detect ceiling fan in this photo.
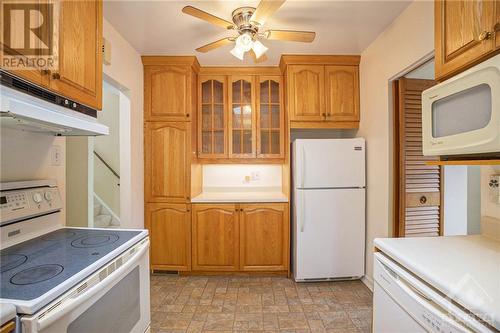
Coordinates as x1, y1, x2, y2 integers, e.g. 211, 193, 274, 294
182, 0, 316, 62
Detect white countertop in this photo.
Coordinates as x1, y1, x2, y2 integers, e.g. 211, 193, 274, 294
0, 303, 16, 326
191, 187, 288, 203
374, 235, 500, 331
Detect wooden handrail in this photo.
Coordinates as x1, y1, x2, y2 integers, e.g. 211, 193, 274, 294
93, 151, 120, 183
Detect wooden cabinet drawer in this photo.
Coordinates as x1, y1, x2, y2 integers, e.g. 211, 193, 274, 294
406, 192, 440, 208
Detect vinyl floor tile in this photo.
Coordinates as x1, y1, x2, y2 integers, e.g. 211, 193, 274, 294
150, 275, 372, 332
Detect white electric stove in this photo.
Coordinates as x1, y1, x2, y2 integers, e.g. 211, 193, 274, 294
0, 180, 151, 333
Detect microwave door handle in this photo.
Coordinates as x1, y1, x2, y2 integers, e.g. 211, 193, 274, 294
33, 240, 149, 331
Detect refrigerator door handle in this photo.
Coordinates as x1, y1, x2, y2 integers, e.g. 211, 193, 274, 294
300, 192, 305, 232
301, 146, 306, 188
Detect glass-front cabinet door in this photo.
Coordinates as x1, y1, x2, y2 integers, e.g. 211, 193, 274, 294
199, 76, 227, 158
229, 76, 256, 158
257, 76, 283, 158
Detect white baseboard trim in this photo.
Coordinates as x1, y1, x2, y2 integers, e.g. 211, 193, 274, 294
362, 275, 374, 292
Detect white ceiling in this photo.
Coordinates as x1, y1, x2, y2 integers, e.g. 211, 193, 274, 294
104, 0, 412, 66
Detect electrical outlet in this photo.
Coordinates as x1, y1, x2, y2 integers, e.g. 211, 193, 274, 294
251, 171, 260, 181
51, 145, 62, 166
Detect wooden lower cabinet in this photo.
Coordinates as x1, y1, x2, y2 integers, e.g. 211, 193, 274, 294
0, 320, 15, 333
191, 204, 240, 271
191, 203, 289, 273
240, 204, 289, 271
146, 203, 191, 271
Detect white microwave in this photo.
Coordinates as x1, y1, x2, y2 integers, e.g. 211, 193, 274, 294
422, 54, 500, 157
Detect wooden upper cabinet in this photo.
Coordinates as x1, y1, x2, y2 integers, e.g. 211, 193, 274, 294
3, 0, 48, 86
229, 76, 256, 158
435, 0, 500, 80
3, 0, 103, 109
146, 203, 191, 271
497, 3, 500, 48
191, 204, 239, 271
199, 76, 227, 158
325, 66, 360, 122
287, 65, 325, 122
257, 76, 284, 158
144, 65, 192, 121
50, 0, 103, 109
144, 122, 190, 203
240, 203, 289, 271
196, 71, 285, 161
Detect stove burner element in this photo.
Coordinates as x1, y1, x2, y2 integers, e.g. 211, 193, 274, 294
41, 229, 76, 241
0, 254, 28, 273
10, 264, 64, 285
71, 234, 119, 248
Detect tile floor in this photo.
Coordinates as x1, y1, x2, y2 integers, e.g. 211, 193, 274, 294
150, 275, 373, 333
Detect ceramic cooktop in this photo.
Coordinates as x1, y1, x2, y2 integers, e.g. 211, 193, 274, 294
0, 228, 142, 301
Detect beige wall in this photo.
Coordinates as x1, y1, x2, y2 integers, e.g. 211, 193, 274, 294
103, 19, 144, 228
357, 1, 434, 287
66, 137, 90, 227
0, 127, 66, 225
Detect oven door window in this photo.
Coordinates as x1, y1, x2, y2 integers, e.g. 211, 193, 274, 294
67, 267, 141, 333
432, 83, 492, 138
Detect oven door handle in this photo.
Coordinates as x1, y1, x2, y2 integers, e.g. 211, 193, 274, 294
34, 239, 149, 331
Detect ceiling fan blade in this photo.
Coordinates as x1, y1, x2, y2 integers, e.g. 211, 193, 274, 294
182, 6, 235, 30
250, 49, 268, 63
250, 0, 286, 25
265, 30, 316, 43
195, 38, 234, 53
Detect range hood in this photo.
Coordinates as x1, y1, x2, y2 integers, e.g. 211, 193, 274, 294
0, 72, 108, 136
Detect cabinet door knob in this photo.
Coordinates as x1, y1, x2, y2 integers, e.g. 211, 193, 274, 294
419, 196, 427, 204
186, 114, 190, 118
52, 72, 61, 80
478, 31, 493, 41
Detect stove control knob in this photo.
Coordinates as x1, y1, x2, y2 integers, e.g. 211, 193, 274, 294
44, 191, 53, 201
33, 192, 43, 203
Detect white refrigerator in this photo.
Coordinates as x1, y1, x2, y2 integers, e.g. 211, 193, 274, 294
292, 138, 366, 281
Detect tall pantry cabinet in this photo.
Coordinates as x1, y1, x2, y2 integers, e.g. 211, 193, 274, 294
143, 56, 200, 271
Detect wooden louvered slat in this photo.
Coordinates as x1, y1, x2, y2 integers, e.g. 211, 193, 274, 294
395, 78, 441, 238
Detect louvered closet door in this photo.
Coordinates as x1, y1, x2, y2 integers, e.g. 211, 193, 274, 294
395, 78, 443, 237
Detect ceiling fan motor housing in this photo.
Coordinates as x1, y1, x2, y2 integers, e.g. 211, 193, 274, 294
232, 7, 259, 36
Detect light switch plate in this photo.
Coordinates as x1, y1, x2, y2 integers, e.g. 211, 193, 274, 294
51, 145, 62, 166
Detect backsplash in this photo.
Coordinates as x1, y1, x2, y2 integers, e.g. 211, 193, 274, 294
202, 165, 282, 189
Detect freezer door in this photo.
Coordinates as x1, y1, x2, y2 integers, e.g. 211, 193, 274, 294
293, 139, 365, 189
294, 188, 365, 280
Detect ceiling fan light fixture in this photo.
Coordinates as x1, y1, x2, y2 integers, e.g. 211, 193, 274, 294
235, 33, 254, 52
252, 40, 268, 59
230, 45, 245, 60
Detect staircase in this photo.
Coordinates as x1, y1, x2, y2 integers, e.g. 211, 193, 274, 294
93, 194, 120, 228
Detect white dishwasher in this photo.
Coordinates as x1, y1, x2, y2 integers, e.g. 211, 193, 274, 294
373, 253, 494, 333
